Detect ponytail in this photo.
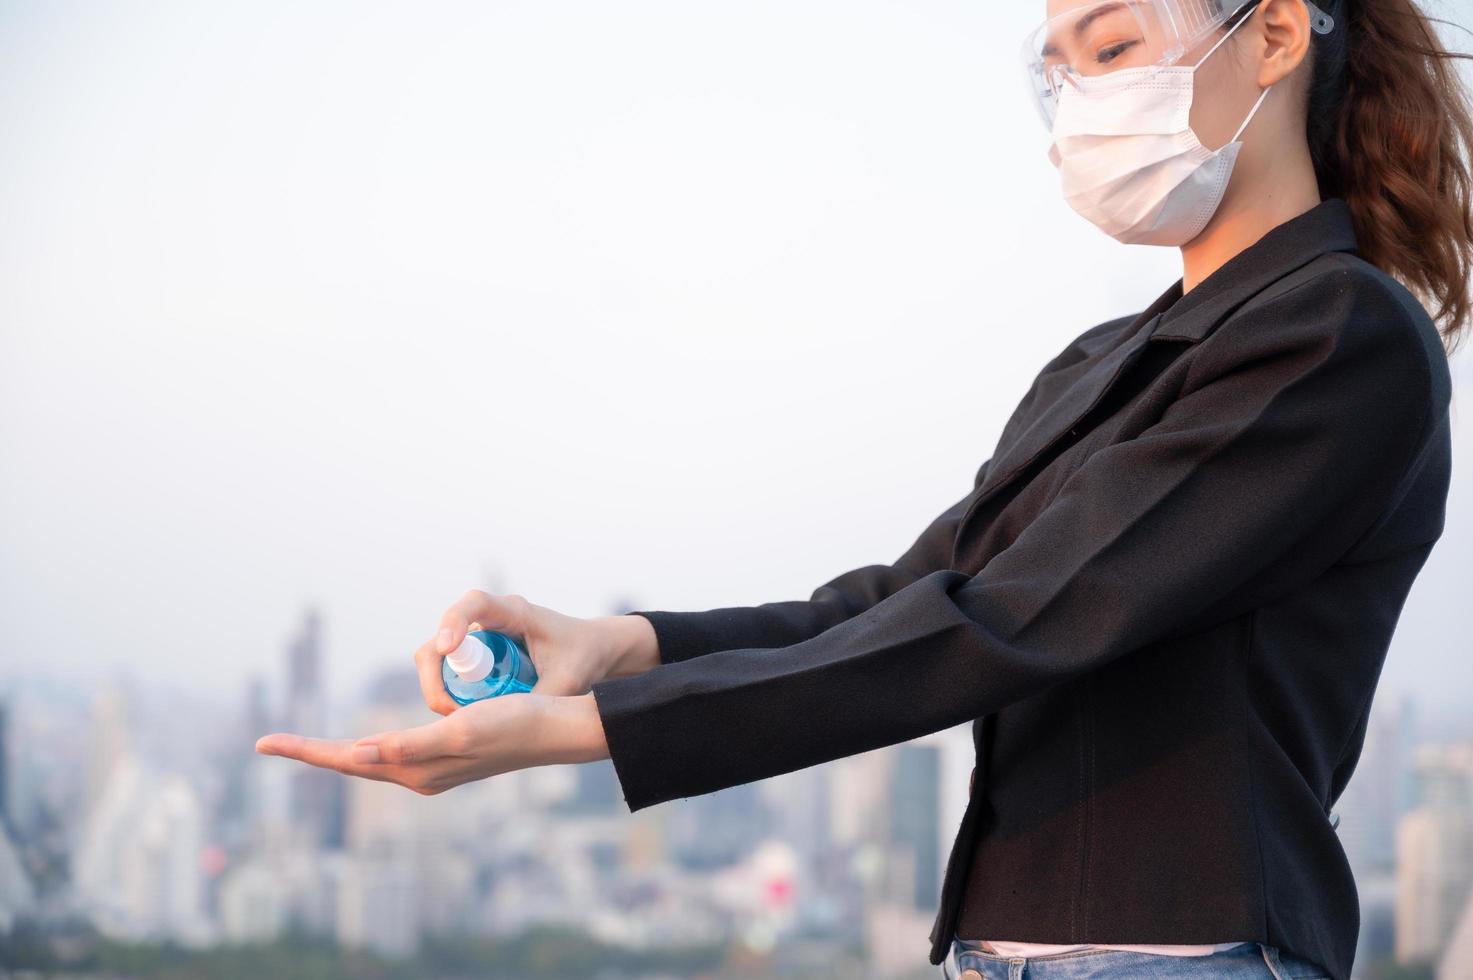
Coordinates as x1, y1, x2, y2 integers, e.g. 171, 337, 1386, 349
1305, 0, 1473, 354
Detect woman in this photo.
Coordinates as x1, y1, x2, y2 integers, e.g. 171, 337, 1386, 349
257, 0, 1470, 977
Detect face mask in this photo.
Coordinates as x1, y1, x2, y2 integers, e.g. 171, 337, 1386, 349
1046, 7, 1273, 247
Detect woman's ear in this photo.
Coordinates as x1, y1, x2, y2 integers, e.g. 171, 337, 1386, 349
1256, 0, 1314, 88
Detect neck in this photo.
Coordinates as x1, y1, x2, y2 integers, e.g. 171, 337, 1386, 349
1178, 141, 1322, 294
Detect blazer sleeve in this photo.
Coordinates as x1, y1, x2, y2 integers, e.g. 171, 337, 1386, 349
590, 272, 1436, 812
626, 456, 994, 664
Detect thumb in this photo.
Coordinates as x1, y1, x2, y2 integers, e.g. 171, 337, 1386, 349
436, 591, 531, 655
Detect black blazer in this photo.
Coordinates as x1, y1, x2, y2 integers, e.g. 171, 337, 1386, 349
589, 198, 1454, 980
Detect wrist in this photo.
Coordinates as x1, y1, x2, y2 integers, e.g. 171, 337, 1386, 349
598, 613, 661, 678
544, 693, 609, 764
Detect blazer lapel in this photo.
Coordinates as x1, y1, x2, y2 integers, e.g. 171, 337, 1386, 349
964, 310, 1167, 515
954, 198, 1362, 550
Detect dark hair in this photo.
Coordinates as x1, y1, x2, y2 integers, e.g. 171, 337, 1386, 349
1302, 0, 1473, 354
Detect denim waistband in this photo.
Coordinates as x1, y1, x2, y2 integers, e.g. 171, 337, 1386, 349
940, 937, 1332, 979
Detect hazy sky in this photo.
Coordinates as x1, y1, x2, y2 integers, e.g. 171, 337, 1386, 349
3, 0, 1470, 720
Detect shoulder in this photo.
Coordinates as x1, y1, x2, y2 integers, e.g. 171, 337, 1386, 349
1314, 253, 1451, 402
1196, 252, 1450, 421
1227, 251, 1445, 373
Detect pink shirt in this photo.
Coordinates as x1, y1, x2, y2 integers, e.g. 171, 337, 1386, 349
975, 941, 1249, 957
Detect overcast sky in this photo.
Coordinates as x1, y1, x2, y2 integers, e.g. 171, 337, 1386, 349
2, 0, 1470, 722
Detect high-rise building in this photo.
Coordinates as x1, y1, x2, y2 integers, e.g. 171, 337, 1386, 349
73, 757, 211, 944
283, 606, 344, 849
1338, 693, 1417, 877
245, 675, 272, 742
557, 759, 623, 813
0, 693, 42, 845
668, 782, 772, 870
0, 701, 9, 836
1395, 743, 1473, 965
0, 820, 35, 933
759, 766, 832, 892
829, 749, 892, 850
285, 605, 324, 737
83, 686, 134, 819
1439, 889, 1473, 980
335, 855, 420, 956
219, 676, 276, 852
886, 742, 941, 911
1355, 872, 1398, 975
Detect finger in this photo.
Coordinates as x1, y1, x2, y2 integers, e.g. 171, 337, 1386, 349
435, 590, 527, 656
351, 717, 455, 766
256, 733, 407, 784
256, 733, 357, 771
414, 639, 461, 716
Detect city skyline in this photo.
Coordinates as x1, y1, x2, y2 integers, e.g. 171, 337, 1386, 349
3, 598, 1471, 978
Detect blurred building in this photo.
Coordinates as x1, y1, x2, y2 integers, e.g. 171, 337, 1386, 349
1333, 696, 1420, 977
1439, 890, 1473, 980
758, 765, 832, 917
0, 694, 43, 848
865, 735, 956, 978
336, 853, 419, 955
217, 674, 275, 855
1339, 694, 1418, 878
72, 749, 211, 945
1354, 871, 1397, 976
553, 758, 624, 814
0, 699, 12, 835
0, 820, 36, 933
216, 854, 289, 942
285, 606, 325, 737
1395, 742, 1473, 965
885, 742, 941, 911
284, 606, 345, 850
668, 783, 772, 870
82, 687, 134, 819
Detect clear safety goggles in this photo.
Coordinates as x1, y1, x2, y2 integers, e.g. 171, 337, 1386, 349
1020, 0, 1336, 129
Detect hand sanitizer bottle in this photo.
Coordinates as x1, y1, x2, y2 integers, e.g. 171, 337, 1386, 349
442, 629, 539, 704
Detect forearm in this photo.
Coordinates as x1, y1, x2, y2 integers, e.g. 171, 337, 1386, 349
587, 600, 849, 675
621, 586, 901, 666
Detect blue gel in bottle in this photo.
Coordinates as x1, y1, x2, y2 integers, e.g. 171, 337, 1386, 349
442, 629, 539, 704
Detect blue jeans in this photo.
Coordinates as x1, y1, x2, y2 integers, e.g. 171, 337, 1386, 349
938, 938, 1333, 979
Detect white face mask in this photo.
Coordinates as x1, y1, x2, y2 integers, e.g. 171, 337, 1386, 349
1046, 8, 1273, 247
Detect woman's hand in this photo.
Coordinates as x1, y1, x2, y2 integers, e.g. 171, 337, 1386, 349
254, 691, 610, 795
417, 590, 659, 715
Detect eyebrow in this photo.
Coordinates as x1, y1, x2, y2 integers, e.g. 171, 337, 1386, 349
1040, 2, 1130, 58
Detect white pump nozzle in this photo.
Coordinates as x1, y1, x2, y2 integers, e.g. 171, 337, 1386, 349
446, 634, 493, 682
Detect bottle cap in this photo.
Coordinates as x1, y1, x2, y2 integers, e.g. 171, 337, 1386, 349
446, 634, 492, 683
